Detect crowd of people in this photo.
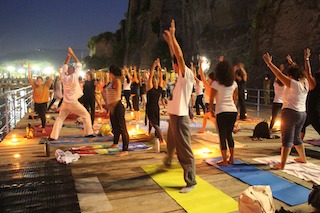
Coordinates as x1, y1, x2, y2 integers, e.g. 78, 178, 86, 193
26, 20, 320, 193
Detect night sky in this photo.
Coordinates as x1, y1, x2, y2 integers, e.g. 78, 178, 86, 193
0, 0, 129, 57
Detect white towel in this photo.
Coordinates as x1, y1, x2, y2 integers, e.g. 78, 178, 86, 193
254, 155, 320, 185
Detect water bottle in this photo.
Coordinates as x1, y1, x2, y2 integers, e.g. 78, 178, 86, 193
154, 138, 160, 153
45, 141, 50, 157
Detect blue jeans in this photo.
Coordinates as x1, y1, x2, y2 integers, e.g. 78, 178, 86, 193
281, 108, 306, 147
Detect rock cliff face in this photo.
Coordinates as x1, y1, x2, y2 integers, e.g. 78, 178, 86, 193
122, 0, 320, 87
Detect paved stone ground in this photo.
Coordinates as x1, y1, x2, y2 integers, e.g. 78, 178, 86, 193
0, 104, 319, 212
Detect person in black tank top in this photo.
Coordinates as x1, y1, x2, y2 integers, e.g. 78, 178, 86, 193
146, 59, 166, 144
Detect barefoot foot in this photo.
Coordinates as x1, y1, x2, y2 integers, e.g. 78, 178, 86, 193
116, 151, 128, 157
217, 160, 228, 166
294, 158, 307, 163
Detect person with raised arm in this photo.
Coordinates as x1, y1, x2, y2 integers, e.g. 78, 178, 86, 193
263, 52, 308, 170
235, 63, 247, 120
48, 47, 94, 141
162, 19, 197, 193
146, 58, 166, 144
122, 66, 132, 110
105, 65, 130, 157
269, 64, 285, 131
130, 66, 140, 123
301, 48, 320, 139
28, 63, 53, 134
197, 57, 217, 133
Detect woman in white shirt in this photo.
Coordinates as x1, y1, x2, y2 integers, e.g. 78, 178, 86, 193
263, 52, 308, 170
269, 64, 285, 131
209, 60, 238, 166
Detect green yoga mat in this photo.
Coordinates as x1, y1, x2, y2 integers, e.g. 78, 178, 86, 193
142, 164, 238, 213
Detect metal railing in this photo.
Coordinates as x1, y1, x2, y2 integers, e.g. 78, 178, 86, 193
245, 88, 274, 111
0, 86, 33, 141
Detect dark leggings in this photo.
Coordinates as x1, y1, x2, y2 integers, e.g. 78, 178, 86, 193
301, 112, 320, 135
47, 98, 63, 111
216, 112, 237, 150
269, 102, 282, 129
195, 94, 205, 115
83, 98, 95, 125
35, 102, 47, 128
110, 101, 129, 151
124, 90, 131, 109
238, 92, 246, 119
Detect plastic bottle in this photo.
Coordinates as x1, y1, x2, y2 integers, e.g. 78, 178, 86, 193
154, 138, 160, 153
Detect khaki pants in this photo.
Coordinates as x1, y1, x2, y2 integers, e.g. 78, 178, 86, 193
166, 115, 197, 186
50, 101, 93, 139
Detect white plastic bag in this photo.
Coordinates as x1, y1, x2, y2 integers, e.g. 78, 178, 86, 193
238, 185, 275, 213
55, 149, 80, 164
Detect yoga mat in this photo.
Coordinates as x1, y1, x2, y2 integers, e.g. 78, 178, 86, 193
304, 139, 320, 146
206, 158, 311, 206
142, 164, 238, 213
70, 142, 151, 155
253, 155, 320, 185
39, 134, 114, 145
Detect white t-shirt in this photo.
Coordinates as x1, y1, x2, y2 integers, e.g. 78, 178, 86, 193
195, 81, 204, 96
61, 63, 83, 103
282, 78, 309, 112
211, 81, 238, 115
123, 78, 131, 90
273, 81, 285, 103
167, 66, 194, 116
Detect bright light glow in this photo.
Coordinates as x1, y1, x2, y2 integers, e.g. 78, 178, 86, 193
136, 124, 140, 130
14, 154, 21, 158
274, 120, 281, 128
18, 68, 25, 74
43, 67, 54, 74
79, 71, 85, 79
11, 135, 18, 143
201, 56, 211, 72
195, 147, 219, 158
32, 66, 40, 71
98, 118, 102, 124
130, 112, 134, 118
7, 66, 15, 72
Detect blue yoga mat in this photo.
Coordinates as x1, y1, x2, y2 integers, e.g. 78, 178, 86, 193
205, 158, 311, 206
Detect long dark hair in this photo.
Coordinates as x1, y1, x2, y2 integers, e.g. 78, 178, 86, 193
214, 61, 234, 87
287, 65, 305, 81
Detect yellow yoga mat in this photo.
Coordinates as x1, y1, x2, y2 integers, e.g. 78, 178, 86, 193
142, 164, 238, 213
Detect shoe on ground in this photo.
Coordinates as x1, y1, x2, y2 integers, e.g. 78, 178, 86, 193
179, 185, 195, 193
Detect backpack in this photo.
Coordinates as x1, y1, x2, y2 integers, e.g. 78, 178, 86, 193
252, 121, 271, 140
308, 184, 320, 210
238, 185, 275, 213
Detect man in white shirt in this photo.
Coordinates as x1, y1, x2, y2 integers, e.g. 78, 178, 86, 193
49, 47, 94, 140
163, 20, 197, 193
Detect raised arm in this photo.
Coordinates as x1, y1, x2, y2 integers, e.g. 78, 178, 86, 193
239, 63, 247, 81
167, 20, 186, 76
68, 47, 80, 63
64, 52, 71, 65
27, 63, 35, 87
304, 48, 316, 90
132, 66, 139, 83
147, 59, 158, 91
286, 55, 297, 66
263, 53, 291, 88
198, 57, 212, 93
157, 59, 163, 86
